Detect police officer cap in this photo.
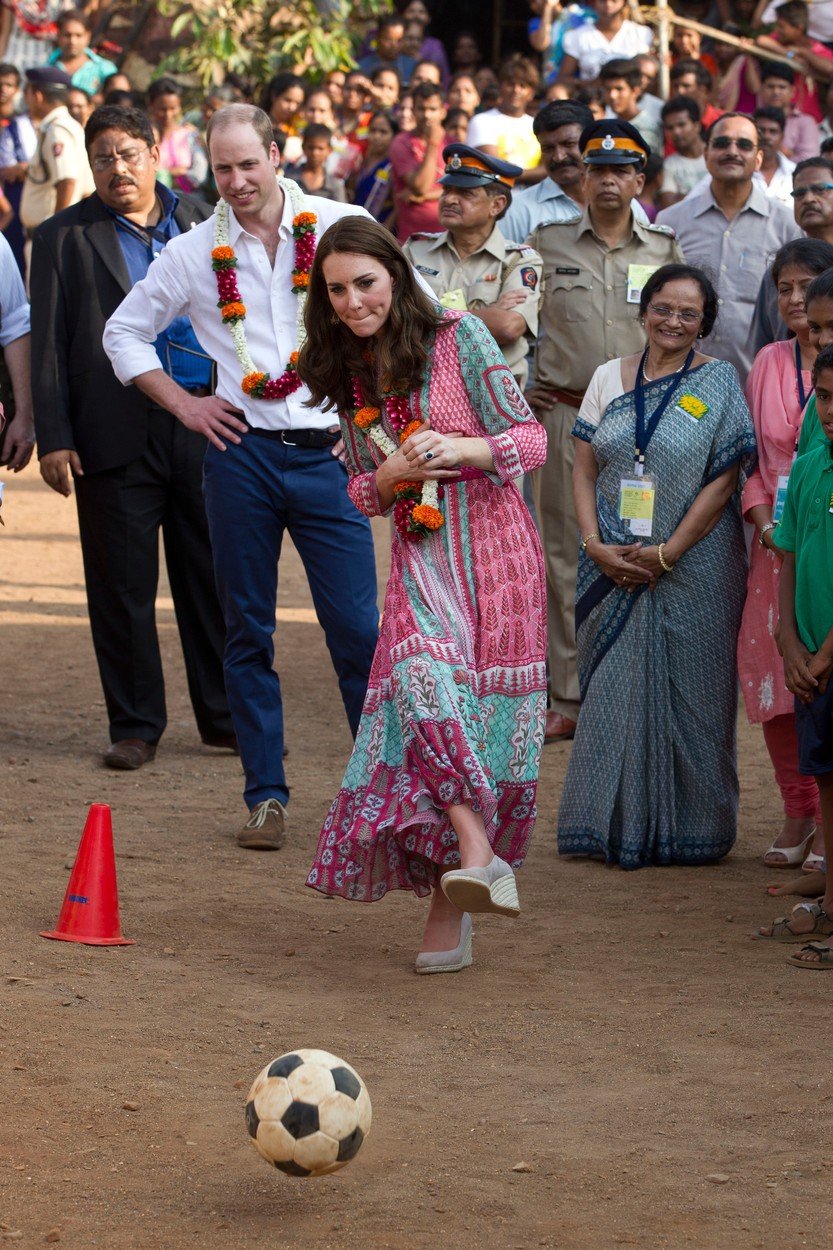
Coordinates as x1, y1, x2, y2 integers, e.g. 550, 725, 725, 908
25, 66, 72, 88
440, 143, 523, 190
580, 119, 650, 167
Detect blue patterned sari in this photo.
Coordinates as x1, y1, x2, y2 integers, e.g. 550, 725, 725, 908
556, 359, 757, 869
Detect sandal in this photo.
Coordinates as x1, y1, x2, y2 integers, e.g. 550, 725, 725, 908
802, 850, 826, 874
759, 901, 833, 943
787, 941, 833, 969
763, 830, 813, 869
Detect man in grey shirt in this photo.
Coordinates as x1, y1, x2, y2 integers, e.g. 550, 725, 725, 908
656, 111, 802, 379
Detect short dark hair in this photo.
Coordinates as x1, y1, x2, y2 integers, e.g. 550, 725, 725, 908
378, 13, 405, 32
484, 180, 512, 220
0, 62, 20, 83
84, 104, 155, 153
661, 94, 701, 124
771, 238, 833, 286
761, 61, 795, 84
804, 266, 833, 311
369, 108, 399, 136
639, 263, 719, 337
775, 0, 809, 28
497, 53, 539, 91
794, 156, 833, 180
57, 8, 88, 30
103, 89, 134, 109
705, 111, 758, 143
412, 80, 444, 104
598, 58, 643, 89
670, 58, 713, 89
533, 99, 593, 136
754, 104, 786, 131
444, 106, 470, 127
821, 136, 833, 158
302, 123, 332, 145
812, 341, 833, 384
260, 72, 305, 113
371, 64, 401, 85
148, 76, 182, 102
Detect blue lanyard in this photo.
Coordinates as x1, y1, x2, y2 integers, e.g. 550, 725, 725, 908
795, 338, 812, 412
633, 345, 695, 472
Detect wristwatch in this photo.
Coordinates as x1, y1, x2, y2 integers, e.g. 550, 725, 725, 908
759, 521, 777, 546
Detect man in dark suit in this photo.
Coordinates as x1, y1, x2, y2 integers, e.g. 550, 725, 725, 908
31, 105, 234, 769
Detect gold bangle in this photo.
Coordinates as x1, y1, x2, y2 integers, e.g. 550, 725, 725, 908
658, 543, 675, 573
581, 532, 600, 551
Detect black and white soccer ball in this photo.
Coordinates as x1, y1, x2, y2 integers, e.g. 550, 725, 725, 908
245, 1048, 372, 1177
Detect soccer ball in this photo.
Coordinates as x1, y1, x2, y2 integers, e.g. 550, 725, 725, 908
245, 1048, 372, 1177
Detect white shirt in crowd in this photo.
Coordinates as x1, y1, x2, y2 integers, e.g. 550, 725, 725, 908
561, 21, 653, 81
757, 152, 797, 207
660, 152, 708, 201
104, 190, 370, 432
466, 108, 541, 169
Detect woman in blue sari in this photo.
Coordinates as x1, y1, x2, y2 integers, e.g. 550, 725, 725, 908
557, 264, 757, 869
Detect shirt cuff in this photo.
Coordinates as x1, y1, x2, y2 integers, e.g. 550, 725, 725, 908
109, 343, 162, 387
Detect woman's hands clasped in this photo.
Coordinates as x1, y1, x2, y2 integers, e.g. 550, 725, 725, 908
397, 424, 465, 480
587, 540, 654, 589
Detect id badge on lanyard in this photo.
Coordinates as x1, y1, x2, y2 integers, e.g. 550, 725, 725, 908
619, 472, 657, 537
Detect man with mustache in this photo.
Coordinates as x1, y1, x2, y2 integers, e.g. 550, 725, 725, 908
30, 105, 234, 771
403, 144, 542, 386
655, 112, 801, 380
501, 100, 649, 242
750, 157, 833, 351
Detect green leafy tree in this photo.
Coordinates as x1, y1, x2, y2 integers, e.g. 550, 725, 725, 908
159, 0, 392, 90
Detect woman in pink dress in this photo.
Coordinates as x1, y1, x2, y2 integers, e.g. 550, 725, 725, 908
297, 216, 547, 976
739, 238, 833, 870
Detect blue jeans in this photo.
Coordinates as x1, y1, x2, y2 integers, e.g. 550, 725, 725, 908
203, 434, 378, 808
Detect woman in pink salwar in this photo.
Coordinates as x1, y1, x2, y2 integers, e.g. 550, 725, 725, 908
739, 239, 833, 871
297, 217, 547, 975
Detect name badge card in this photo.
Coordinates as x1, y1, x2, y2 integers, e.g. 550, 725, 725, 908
626, 264, 660, 305
619, 475, 656, 537
773, 473, 791, 524
440, 288, 467, 311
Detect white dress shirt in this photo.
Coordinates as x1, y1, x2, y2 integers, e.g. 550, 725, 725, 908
104, 187, 370, 431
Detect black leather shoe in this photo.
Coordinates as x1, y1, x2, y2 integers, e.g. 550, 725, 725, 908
104, 739, 157, 770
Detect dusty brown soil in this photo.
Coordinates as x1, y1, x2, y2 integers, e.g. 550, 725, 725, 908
1, 460, 831, 1250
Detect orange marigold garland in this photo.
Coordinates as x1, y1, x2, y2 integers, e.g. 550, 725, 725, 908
350, 376, 444, 540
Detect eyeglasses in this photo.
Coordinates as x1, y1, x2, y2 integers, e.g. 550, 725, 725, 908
709, 135, 756, 151
791, 183, 833, 198
647, 303, 702, 324
91, 146, 150, 172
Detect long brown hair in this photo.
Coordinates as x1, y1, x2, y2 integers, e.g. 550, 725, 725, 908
298, 216, 443, 413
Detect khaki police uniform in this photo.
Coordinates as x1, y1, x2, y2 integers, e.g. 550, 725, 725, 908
404, 226, 542, 387
21, 105, 94, 232
529, 207, 684, 719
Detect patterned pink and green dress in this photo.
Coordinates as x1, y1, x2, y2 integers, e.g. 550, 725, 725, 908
306, 311, 548, 902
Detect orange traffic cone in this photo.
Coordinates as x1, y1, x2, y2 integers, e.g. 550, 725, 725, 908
40, 803, 134, 946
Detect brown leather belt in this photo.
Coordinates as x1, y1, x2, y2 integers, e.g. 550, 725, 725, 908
551, 387, 585, 410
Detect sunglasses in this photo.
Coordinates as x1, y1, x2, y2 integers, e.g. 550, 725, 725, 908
791, 183, 833, 198
709, 135, 757, 151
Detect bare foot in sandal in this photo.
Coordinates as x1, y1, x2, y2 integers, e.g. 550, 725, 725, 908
766, 869, 826, 898
755, 900, 833, 941
788, 937, 833, 968
763, 816, 817, 867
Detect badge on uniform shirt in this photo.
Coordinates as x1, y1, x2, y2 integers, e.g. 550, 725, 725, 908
483, 273, 498, 282
415, 264, 439, 276
555, 266, 580, 275
626, 263, 659, 304
52, 142, 63, 157
520, 266, 538, 290
440, 288, 467, 310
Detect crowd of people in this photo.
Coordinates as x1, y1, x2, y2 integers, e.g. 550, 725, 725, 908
1, 0, 833, 971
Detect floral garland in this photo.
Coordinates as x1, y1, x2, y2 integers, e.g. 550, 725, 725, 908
352, 377, 444, 541
211, 177, 316, 401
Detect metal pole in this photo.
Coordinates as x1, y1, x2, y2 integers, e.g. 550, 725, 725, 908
656, 0, 670, 99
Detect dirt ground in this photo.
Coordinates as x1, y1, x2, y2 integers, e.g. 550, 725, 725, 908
1, 459, 831, 1250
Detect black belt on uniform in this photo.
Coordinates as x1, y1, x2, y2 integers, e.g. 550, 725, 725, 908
245, 425, 339, 448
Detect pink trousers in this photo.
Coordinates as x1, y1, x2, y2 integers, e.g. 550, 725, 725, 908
762, 713, 821, 821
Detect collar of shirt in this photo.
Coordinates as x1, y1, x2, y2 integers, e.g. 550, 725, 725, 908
425, 224, 507, 262
226, 179, 294, 250
576, 205, 644, 246
537, 178, 572, 203
105, 179, 179, 251
48, 46, 99, 67
39, 104, 71, 132
692, 179, 771, 219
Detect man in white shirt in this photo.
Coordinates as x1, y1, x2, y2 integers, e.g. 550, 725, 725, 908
104, 104, 379, 851
657, 95, 707, 208
753, 105, 797, 205
466, 54, 542, 183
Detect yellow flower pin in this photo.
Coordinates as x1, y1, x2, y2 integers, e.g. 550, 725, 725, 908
678, 394, 709, 419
